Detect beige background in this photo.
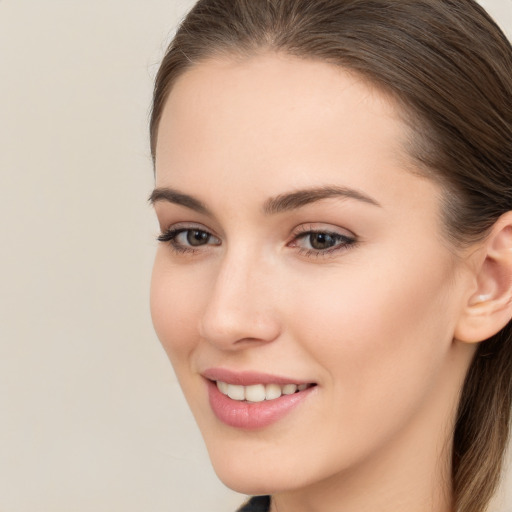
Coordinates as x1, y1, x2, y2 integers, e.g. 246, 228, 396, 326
0, 1, 510, 511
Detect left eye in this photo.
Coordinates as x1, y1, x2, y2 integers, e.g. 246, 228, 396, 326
292, 231, 355, 252
304, 232, 339, 250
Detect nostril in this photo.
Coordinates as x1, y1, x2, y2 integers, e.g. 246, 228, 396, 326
198, 308, 281, 349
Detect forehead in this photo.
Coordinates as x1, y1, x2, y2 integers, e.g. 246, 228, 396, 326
157, 54, 410, 159
154, 53, 434, 214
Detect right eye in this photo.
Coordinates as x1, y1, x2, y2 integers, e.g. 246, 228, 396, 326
157, 227, 221, 253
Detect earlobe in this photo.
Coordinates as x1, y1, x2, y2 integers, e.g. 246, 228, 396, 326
455, 212, 512, 344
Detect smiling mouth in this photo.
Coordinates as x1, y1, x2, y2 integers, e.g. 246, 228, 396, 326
215, 381, 316, 403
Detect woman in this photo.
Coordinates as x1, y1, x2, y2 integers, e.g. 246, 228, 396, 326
148, 1, 512, 511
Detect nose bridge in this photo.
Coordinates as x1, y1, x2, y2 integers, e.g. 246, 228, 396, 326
199, 244, 280, 347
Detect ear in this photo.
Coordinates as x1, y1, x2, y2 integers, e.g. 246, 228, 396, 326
455, 212, 512, 344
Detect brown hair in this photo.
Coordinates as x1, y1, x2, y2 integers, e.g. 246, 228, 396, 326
150, 1, 512, 510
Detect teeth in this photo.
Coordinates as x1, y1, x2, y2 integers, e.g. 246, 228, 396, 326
245, 384, 266, 402
265, 383, 282, 400
227, 384, 245, 401
216, 381, 310, 402
217, 381, 229, 394
282, 384, 298, 395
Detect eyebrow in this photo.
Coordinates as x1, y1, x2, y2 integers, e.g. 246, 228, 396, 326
148, 187, 211, 215
262, 185, 381, 214
148, 185, 381, 215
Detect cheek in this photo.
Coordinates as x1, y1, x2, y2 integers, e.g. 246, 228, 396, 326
150, 252, 203, 365
286, 253, 459, 421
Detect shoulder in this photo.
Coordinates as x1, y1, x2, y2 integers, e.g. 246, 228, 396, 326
236, 496, 271, 512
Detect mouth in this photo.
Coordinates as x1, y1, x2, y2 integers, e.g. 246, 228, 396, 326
214, 380, 315, 403
203, 369, 318, 429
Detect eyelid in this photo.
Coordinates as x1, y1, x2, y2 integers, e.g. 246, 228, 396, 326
158, 222, 219, 238
292, 223, 356, 239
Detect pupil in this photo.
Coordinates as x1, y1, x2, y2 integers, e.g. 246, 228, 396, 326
187, 230, 210, 246
310, 233, 335, 250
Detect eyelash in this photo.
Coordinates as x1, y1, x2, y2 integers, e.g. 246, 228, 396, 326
157, 225, 357, 258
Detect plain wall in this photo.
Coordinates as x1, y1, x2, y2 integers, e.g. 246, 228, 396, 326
0, 1, 510, 511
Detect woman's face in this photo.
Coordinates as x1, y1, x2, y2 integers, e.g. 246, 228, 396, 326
150, 54, 476, 496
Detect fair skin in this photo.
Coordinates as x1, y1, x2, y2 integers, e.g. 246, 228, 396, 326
149, 53, 503, 512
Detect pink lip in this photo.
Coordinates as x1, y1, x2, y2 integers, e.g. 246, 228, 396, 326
203, 368, 316, 430
202, 367, 312, 386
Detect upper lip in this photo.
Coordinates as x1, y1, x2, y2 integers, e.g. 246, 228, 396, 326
202, 367, 314, 386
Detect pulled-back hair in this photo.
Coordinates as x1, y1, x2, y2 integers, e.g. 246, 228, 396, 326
150, 2, 512, 511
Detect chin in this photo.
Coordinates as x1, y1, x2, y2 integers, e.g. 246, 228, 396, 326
206, 443, 272, 494
216, 473, 275, 496
212, 462, 291, 496
205, 439, 321, 496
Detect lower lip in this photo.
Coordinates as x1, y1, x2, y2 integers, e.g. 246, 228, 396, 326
206, 380, 315, 430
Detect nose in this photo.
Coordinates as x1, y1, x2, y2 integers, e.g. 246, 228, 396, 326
198, 249, 281, 350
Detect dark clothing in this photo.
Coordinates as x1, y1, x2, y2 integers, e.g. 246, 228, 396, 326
237, 496, 271, 512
